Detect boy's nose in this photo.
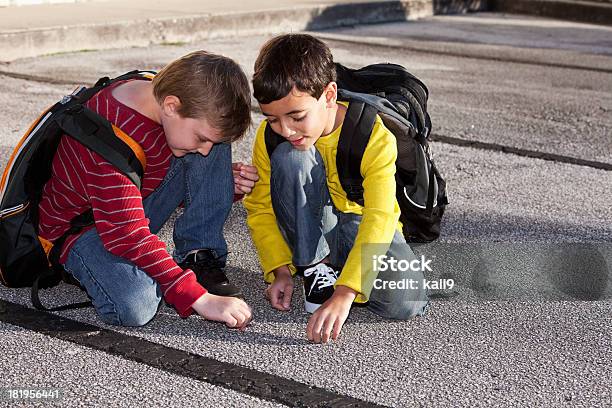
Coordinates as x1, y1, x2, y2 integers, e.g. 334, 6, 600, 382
280, 122, 296, 139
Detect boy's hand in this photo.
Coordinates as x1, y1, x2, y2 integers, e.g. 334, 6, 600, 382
191, 292, 252, 330
306, 286, 357, 343
232, 162, 259, 195
265, 266, 294, 311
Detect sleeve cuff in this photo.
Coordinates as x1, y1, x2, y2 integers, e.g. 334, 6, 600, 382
263, 263, 296, 283
164, 270, 207, 318
335, 276, 368, 304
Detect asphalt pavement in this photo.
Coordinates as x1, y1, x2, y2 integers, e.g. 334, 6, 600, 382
0, 11, 611, 408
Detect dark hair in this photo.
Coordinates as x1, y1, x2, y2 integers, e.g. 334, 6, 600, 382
153, 50, 251, 142
253, 34, 336, 104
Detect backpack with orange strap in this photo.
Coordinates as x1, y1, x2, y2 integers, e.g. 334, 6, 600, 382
0, 70, 153, 311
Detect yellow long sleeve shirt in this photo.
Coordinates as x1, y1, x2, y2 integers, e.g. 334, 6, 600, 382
244, 106, 402, 303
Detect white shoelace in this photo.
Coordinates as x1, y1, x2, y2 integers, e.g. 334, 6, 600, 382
304, 264, 338, 297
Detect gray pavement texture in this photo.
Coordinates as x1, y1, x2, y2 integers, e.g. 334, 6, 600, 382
1, 12, 611, 408
0, 321, 284, 408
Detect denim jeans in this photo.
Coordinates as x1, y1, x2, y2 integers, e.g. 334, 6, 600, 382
63, 144, 233, 326
270, 143, 429, 320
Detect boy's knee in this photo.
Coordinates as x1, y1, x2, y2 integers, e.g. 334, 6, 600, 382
192, 141, 231, 161
118, 301, 160, 327
100, 290, 161, 327
270, 144, 320, 176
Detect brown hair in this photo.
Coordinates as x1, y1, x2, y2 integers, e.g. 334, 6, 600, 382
253, 34, 336, 104
153, 50, 251, 142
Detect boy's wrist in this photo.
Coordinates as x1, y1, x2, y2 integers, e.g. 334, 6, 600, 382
273, 265, 292, 280
332, 285, 358, 302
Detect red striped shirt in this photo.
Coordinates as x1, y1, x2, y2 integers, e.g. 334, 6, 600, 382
38, 80, 206, 317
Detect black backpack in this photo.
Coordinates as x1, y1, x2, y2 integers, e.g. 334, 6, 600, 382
0, 70, 152, 311
265, 62, 448, 243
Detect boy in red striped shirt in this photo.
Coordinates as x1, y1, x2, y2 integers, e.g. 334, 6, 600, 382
38, 51, 255, 328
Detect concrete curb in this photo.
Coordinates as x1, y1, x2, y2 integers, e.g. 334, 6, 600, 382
492, 0, 612, 26
0, 0, 434, 61
1, 0, 607, 62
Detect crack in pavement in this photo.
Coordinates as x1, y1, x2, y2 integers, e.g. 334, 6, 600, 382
0, 298, 388, 408
0, 69, 81, 85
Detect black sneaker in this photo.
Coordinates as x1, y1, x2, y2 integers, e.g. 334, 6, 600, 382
302, 263, 340, 313
179, 250, 242, 297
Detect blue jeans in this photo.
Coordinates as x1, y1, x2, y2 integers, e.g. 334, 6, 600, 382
63, 144, 234, 326
270, 143, 429, 320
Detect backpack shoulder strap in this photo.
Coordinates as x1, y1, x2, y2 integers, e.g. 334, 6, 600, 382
337, 101, 377, 206
263, 102, 377, 207
74, 70, 156, 105
52, 70, 152, 187
93, 70, 156, 90
55, 100, 146, 189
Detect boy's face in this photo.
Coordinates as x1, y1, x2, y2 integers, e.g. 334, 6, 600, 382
160, 96, 224, 157
259, 84, 337, 151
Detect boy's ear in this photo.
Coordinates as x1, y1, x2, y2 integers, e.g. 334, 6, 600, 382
162, 95, 182, 117
324, 82, 338, 108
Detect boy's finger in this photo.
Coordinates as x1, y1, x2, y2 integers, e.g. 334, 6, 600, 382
231, 312, 244, 327
243, 312, 253, 326
332, 317, 343, 340
240, 164, 256, 172
269, 294, 280, 309
237, 179, 255, 189
306, 314, 316, 341
313, 318, 325, 344
234, 310, 248, 327
281, 285, 293, 310
234, 181, 254, 194
240, 304, 252, 319
239, 171, 259, 181
225, 315, 238, 328
270, 290, 285, 310
233, 315, 248, 330
310, 313, 326, 343
321, 317, 334, 343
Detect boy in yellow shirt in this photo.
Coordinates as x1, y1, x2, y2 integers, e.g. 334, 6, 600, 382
244, 34, 429, 343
